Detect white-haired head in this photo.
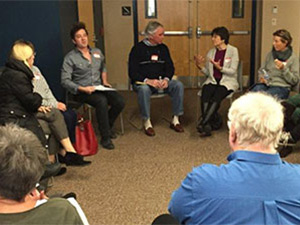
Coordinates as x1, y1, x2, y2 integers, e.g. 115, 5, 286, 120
228, 92, 284, 149
144, 21, 163, 39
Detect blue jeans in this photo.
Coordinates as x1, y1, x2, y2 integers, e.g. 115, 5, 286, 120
133, 80, 184, 120
251, 83, 290, 100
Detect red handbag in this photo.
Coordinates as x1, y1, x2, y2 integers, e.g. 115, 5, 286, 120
74, 116, 98, 156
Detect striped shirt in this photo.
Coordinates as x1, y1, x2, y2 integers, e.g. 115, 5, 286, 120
32, 66, 58, 108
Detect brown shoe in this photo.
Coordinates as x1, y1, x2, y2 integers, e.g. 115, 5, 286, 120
144, 127, 155, 136
170, 123, 184, 132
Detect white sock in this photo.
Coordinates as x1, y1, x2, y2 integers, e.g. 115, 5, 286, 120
172, 115, 180, 125
144, 118, 153, 129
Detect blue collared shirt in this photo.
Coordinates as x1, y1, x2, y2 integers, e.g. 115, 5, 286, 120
61, 47, 106, 94
168, 150, 300, 225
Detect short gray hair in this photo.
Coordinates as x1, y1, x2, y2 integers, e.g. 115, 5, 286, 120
0, 124, 47, 201
228, 92, 284, 149
144, 21, 163, 38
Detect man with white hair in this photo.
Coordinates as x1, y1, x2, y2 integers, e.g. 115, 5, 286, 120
167, 92, 300, 224
128, 21, 184, 136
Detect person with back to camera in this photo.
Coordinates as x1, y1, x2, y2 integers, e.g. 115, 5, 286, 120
0, 39, 61, 179
158, 92, 300, 225
251, 29, 299, 99
128, 21, 184, 136
61, 22, 125, 150
0, 124, 89, 225
195, 26, 239, 137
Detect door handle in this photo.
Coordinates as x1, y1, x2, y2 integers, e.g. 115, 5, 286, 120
139, 27, 193, 39
196, 26, 250, 39
196, 26, 211, 39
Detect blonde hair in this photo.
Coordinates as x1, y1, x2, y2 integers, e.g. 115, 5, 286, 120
10, 40, 34, 68
228, 92, 284, 149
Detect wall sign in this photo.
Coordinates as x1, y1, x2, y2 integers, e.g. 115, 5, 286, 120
122, 6, 131, 16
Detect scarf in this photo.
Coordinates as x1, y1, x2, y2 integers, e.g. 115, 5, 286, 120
272, 46, 292, 61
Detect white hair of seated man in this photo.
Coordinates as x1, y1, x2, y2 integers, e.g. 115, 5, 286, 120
228, 92, 284, 150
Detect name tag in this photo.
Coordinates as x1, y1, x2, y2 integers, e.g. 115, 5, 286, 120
93, 53, 101, 58
224, 57, 231, 63
151, 55, 158, 61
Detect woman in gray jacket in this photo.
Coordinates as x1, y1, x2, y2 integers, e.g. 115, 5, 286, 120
251, 29, 299, 99
195, 27, 239, 136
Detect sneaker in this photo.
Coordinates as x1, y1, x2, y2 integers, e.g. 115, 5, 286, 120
278, 132, 296, 147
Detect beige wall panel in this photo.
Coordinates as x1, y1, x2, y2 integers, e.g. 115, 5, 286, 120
261, 1, 300, 66
77, 0, 95, 47
102, 0, 134, 89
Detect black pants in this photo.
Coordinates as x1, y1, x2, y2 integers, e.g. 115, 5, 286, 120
201, 83, 232, 104
75, 91, 125, 140
62, 109, 77, 143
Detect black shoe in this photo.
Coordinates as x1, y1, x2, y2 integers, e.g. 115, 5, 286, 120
62, 152, 91, 166
41, 162, 62, 179
279, 146, 293, 158
200, 124, 212, 137
55, 167, 67, 176
58, 153, 66, 164
100, 139, 115, 150
110, 130, 117, 139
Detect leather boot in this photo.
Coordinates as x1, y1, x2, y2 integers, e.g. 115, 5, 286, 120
200, 102, 219, 136
197, 102, 209, 133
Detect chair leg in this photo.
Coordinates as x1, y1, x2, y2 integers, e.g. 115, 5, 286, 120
120, 112, 124, 135
128, 109, 143, 130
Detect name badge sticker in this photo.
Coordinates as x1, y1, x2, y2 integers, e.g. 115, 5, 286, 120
93, 53, 101, 58
151, 55, 159, 61
224, 57, 231, 63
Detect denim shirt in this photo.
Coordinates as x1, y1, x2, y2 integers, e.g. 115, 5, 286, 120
61, 47, 107, 94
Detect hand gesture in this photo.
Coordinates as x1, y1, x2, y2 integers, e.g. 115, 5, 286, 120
194, 55, 205, 69
146, 79, 161, 89
79, 86, 95, 95
103, 82, 112, 88
274, 59, 285, 70
57, 102, 67, 112
258, 74, 267, 84
160, 79, 169, 89
38, 106, 51, 113
210, 59, 222, 70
